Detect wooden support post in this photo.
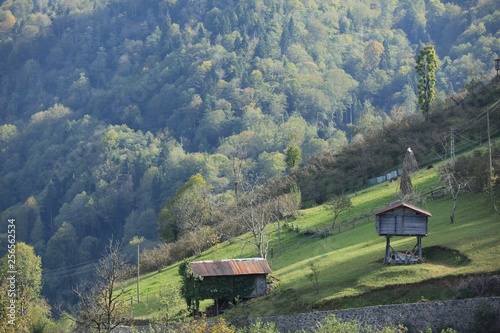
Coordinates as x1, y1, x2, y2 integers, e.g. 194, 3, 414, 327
384, 236, 391, 265
418, 236, 422, 263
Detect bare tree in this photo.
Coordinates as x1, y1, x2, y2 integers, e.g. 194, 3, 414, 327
222, 147, 247, 201
236, 181, 277, 259
73, 239, 131, 332
264, 176, 302, 221
325, 195, 353, 228
438, 161, 474, 223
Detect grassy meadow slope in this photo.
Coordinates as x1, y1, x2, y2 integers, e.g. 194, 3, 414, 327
120, 162, 500, 320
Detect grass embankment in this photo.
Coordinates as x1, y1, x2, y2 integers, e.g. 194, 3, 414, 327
120, 165, 500, 320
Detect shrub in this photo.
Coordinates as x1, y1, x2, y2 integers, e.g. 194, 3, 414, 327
453, 151, 489, 193
209, 318, 235, 333
312, 315, 364, 333
310, 315, 458, 333
141, 243, 173, 273
236, 320, 280, 333
183, 226, 219, 256
169, 236, 196, 262
456, 275, 500, 298
376, 325, 408, 333
473, 301, 499, 333
143, 317, 235, 333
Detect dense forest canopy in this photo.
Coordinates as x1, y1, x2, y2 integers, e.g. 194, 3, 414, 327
0, 0, 499, 308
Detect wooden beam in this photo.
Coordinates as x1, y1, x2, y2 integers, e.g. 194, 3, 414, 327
418, 236, 422, 263
384, 236, 391, 265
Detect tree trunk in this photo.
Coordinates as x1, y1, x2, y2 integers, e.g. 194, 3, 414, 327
450, 197, 457, 223
278, 218, 281, 255
331, 215, 338, 229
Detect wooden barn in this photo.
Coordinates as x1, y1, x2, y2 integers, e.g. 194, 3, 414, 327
189, 258, 272, 298
375, 201, 432, 264
185, 258, 271, 314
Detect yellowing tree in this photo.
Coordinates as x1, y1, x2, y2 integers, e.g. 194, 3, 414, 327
158, 173, 212, 241
0, 10, 16, 32
364, 40, 384, 71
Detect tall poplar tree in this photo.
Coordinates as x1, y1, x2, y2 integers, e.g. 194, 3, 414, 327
415, 44, 438, 116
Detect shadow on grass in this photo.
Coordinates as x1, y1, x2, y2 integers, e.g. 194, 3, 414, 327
422, 245, 471, 266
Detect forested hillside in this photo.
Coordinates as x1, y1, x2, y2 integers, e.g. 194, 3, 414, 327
0, 0, 499, 309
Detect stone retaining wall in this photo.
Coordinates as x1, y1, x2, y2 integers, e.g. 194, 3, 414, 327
252, 297, 500, 332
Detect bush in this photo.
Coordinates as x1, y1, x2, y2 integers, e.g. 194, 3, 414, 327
312, 315, 364, 333
456, 275, 500, 298
453, 151, 489, 193
236, 320, 280, 333
183, 226, 219, 256
473, 301, 499, 333
310, 315, 458, 333
374, 325, 409, 333
142, 317, 235, 333
169, 236, 196, 262
141, 243, 173, 273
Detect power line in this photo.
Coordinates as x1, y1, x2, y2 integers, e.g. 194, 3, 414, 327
43, 258, 99, 275
455, 98, 500, 132
486, 99, 494, 210
43, 263, 97, 279
42, 266, 96, 280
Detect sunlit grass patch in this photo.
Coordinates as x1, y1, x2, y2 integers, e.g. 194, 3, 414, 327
122, 164, 500, 319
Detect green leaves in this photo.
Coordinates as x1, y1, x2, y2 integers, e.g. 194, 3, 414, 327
285, 146, 302, 172
158, 173, 212, 241
325, 195, 353, 228
415, 44, 438, 116
0, 242, 42, 300
178, 261, 255, 311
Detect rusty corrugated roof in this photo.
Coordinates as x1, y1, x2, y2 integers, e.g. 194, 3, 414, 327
374, 201, 432, 217
189, 258, 271, 277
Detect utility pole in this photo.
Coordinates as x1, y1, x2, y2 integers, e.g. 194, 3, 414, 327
137, 242, 140, 302
484, 97, 500, 211
450, 127, 455, 162
487, 105, 494, 210
130, 236, 144, 303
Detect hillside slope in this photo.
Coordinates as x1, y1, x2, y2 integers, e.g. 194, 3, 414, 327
1, 0, 500, 310
122, 164, 500, 319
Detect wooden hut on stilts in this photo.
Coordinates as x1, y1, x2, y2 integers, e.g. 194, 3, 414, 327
375, 201, 432, 265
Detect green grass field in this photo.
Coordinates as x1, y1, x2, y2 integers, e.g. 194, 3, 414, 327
120, 164, 500, 320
